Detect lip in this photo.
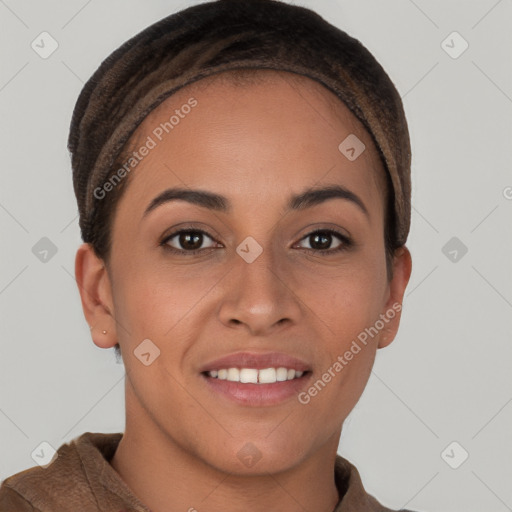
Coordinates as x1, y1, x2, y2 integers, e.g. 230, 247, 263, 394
199, 351, 313, 407
202, 373, 312, 407
199, 351, 312, 373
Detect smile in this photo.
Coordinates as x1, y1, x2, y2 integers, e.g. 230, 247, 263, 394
206, 367, 304, 383
202, 369, 311, 406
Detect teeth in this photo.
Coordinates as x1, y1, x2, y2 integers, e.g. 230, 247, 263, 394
240, 368, 258, 383
227, 368, 239, 381
206, 367, 306, 383
276, 367, 288, 381
259, 368, 276, 383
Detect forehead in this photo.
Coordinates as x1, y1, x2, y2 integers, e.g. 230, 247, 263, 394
119, 69, 386, 216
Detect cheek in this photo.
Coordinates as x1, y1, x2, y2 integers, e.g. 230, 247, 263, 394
295, 271, 382, 430
292, 252, 386, 398
303, 277, 381, 396
295, 254, 387, 338
112, 258, 227, 344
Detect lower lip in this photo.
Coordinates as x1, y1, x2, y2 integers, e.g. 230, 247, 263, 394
202, 373, 312, 407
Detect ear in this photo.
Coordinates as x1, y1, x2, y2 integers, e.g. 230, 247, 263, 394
378, 245, 412, 349
75, 243, 117, 349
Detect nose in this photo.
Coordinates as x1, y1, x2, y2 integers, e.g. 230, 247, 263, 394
217, 247, 303, 336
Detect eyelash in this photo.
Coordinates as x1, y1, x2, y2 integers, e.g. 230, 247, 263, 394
160, 227, 353, 256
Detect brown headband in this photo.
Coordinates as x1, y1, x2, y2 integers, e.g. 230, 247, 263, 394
68, 0, 411, 247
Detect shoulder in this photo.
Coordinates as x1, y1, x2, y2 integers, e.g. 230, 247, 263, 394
0, 482, 39, 511
0, 432, 123, 512
334, 454, 421, 512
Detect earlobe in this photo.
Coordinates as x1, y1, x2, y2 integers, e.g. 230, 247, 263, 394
75, 243, 117, 349
378, 245, 412, 349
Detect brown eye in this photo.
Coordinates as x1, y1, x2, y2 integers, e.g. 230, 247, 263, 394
163, 229, 217, 252
296, 229, 350, 254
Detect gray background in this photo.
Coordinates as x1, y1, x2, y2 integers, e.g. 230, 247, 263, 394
1, 1, 511, 511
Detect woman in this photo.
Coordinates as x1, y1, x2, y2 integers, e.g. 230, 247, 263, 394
0, 0, 415, 510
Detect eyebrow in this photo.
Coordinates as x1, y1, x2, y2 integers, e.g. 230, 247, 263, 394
142, 184, 369, 218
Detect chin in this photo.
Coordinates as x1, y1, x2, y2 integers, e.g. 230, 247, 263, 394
213, 452, 300, 477
200, 436, 307, 476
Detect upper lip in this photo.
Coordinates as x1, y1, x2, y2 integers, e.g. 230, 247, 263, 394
200, 352, 312, 373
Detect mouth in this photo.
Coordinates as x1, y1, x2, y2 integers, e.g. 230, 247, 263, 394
201, 369, 312, 407
199, 352, 313, 407
203, 367, 307, 383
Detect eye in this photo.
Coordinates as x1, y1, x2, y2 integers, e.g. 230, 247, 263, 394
160, 227, 351, 256
161, 229, 220, 254
295, 229, 351, 254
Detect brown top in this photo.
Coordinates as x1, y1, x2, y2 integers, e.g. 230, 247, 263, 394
0, 432, 415, 512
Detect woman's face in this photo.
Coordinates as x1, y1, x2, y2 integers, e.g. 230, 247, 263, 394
100, 71, 410, 474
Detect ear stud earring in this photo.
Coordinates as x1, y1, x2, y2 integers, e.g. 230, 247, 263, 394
88, 325, 108, 334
